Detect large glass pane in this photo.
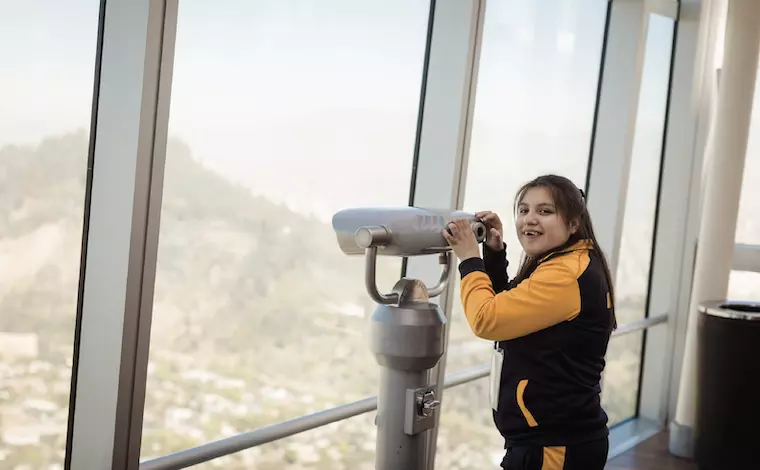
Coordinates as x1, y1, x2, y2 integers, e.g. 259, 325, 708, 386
731, 35, 760, 301
436, 379, 505, 468
603, 13, 675, 425
735, 55, 760, 246
141, 0, 430, 461
615, 13, 675, 325
728, 271, 760, 302
448, 0, 607, 376
440, 0, 608, 457
736, 138, 760, 245
601, 332, 644, 424
0, 1, 99, 467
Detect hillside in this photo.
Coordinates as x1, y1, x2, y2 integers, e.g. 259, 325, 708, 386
0, 132, 505, 469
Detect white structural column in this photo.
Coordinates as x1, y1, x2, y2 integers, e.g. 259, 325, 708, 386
586, 0, 648, 275
670, 0, 760, 458
66, 0, 178, 469
399, 0, 485, 468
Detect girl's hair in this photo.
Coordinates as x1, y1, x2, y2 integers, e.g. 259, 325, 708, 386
511, 174, 617, 330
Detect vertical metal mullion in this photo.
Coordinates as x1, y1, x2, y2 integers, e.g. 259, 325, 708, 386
585, 0, 614, 195
65, 0, 108, 465
400, 1, 485, 468
127, 0, 179, 465
586, 0, 649, 277
635, 3, 680, 422
65, 0, 178, 469
401, 0, 437, 279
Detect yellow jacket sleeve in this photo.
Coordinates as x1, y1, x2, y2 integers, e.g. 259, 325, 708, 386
459, 256, 582, 341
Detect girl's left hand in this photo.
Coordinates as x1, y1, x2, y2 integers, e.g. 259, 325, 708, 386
443, 218, 481, 261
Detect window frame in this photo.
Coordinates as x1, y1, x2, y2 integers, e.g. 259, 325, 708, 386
66, 0, 179, 469
63, 0, 717, 467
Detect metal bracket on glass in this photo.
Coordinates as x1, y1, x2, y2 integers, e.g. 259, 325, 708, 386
404, 386, 440, 435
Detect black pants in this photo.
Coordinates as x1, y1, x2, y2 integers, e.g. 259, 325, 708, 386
500, 437, 609, 470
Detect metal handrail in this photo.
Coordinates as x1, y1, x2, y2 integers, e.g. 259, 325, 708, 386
611, 313, 668, 337
140, 313, 668, 469
140, 397, 378, 470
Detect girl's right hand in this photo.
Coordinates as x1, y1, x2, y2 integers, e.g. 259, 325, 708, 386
475, 211, 504, 251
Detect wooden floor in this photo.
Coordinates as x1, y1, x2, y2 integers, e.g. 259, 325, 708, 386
606, 433, 697, 470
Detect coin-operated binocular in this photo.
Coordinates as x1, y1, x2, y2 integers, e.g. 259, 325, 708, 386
332, 207, 486, 470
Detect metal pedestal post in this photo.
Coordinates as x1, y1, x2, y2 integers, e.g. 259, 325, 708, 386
365, 249, 449, 470
375, 368, 430, 469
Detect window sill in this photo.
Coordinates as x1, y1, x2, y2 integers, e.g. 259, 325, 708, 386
608, 417, 662, 460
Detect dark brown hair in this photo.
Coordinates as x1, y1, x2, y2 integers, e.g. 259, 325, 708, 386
512, 174, 617, 330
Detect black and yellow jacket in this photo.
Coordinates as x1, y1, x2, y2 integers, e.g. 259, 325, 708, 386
458, 239, 613, 447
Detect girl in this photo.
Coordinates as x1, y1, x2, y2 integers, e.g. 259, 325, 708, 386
443, 174, 616, 470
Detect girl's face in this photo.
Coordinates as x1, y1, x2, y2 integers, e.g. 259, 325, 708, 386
515, 186, 578, 257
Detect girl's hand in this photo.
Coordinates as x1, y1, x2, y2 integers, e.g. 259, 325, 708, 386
443, 218, 481, 261
475, 211, 504, 251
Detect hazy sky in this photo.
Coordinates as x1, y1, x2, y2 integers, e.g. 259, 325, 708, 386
4, 0, 749, 255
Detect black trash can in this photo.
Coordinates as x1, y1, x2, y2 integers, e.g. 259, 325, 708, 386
694, 300, 760, 470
